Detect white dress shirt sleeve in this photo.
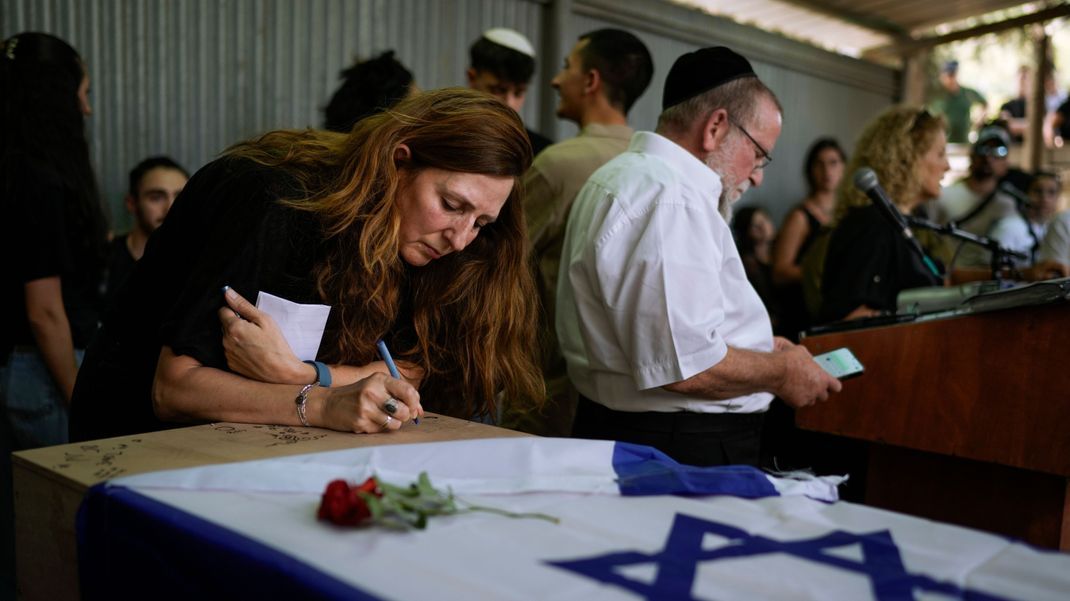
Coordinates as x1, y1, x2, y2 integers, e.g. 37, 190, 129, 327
592, 185, 729, 391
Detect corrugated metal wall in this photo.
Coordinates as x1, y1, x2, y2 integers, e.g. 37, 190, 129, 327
2, 0, 896, 229
2, 0, 547, 229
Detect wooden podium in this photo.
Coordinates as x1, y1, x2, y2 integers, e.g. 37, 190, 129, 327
799, 301, 1070, 550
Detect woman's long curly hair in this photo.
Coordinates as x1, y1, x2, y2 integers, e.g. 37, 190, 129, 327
225, 88, 543, 418
833, 105, 946, 224
0, 32, 108, 266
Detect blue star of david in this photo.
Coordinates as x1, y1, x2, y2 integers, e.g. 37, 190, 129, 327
547, 513, 1016, 601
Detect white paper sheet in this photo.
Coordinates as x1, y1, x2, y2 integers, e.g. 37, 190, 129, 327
254, 291, 331, 361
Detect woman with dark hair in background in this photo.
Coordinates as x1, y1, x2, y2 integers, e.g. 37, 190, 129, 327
0, 31, 108, 597
771, 137, 845, 340
323, 51, 415, 133
0, 32, 108, 448
70, 88, 543, 442
731, 206, 778, 326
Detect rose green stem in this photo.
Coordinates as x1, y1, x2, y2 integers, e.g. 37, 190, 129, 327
464, 504, 560, 524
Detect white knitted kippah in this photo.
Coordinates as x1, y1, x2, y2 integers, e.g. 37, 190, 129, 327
483, 27, 535, 58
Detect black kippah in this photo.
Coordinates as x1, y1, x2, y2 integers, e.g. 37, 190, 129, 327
662, 46, 756, 111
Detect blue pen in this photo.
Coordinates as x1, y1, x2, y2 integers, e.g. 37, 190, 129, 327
376, 340, 418, 424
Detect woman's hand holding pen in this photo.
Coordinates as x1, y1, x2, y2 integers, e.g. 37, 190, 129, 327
219, 288, 427, 390
314, 372, 423, 433
218, 287, 424, 433
219, 287, 315, 385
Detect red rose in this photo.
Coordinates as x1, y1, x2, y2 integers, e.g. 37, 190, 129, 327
315, 471, 557, 530
317, 477, 381, 526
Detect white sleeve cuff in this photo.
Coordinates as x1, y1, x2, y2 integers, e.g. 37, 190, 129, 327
633, 335, 728, 391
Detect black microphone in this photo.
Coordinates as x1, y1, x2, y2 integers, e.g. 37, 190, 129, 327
853, 167, 914, 240
998, 181, 1032, 210
853, 167, 941, 277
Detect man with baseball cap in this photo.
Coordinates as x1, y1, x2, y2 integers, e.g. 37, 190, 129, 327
555, 46, 840, 467
934, 124, 1033, 268
930, 60, 987, 144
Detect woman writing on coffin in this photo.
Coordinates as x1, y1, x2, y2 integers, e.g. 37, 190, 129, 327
70, 89, 543, 441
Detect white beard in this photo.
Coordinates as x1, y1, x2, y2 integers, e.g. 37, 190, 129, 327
703, 144, 749, 221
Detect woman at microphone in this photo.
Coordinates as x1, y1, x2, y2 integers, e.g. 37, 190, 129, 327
819, 107, 1070, 324
818, 107, 949, 323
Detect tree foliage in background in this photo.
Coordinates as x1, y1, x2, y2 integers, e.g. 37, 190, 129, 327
923, 7, 1068, 120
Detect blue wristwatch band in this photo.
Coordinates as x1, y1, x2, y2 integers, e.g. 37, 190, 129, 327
303, 360, 331, 387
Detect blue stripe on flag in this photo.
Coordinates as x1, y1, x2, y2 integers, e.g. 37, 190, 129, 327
611, 442, 779, 498
77, 483, 383, 601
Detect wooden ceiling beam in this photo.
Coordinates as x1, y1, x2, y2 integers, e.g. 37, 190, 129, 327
862, 3, 1070, 60
780, 0, 910, 38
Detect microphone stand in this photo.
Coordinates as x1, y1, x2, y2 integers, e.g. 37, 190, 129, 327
1000, 182, 1041, 264
906, 216, 1029, 285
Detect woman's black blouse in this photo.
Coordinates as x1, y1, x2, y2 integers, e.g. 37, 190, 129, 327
820, 205, 943, 324
70, 157, 333, 441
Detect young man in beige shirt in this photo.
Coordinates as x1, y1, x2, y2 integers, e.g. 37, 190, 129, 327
512, 29, 653, 436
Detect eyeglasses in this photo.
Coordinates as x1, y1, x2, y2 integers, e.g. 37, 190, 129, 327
729, 118, 773, 171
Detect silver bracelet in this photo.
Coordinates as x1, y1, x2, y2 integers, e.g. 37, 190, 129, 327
295, 381, 316, 427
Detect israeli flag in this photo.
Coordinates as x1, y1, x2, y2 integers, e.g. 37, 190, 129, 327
95, 437, 843, 501
79, 438, 1070, 601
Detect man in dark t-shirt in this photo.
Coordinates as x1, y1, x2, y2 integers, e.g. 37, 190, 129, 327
999, 66, 1029, 144
104, 157, 188, 306
1052, 97, 1070, 143
466, 28, 553, 156
72, 157, 316, 441
929, 60, 986, 144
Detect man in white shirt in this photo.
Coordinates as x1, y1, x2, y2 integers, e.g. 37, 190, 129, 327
556, 46, 840, 467
1040, 210, 1070, 265
987, 171, 1060, 268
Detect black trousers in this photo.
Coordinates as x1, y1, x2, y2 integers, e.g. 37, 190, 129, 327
572, 395, 764, 467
